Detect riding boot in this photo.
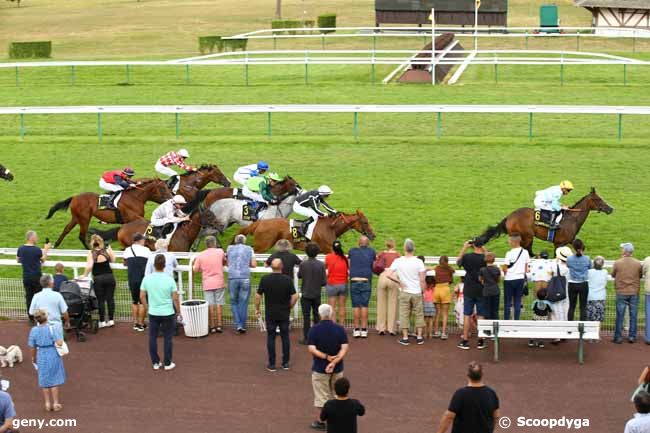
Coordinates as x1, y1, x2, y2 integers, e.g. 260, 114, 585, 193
108, 192, 118, 209
168, 175, 179, 193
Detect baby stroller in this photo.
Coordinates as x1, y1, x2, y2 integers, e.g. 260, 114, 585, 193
59, 279, 99, 342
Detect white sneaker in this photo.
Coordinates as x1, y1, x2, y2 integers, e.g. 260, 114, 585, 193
360, 329, 368, 338
98, 321, 108, 329
107, 320, 115, 327
164, 363, 176, 371
353, 329, 361, 338
152, 363, 161, 370
276, 326, 280, 334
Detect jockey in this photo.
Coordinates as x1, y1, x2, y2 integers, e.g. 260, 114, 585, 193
241, 172, 283, 219
155, 149, 196, 192
150, 195, 190, 239
292, 185, 338, 240
534, 180, 574, 229
233, 161, 270, 186
99, 167, 136, 208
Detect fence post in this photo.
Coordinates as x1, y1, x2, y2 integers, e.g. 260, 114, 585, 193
623, 64, 627, 86
185, 64, 191, 84
15, 66, 19, 87
245, 53, 249, 86
321, 34, 325, 50
97, 112, 103, 142
125, 64, 131, 84
525, 32, 528, 50
70, 65, 75, 86
576, 33, 580, 51
273, 35, 277, 50
436, 112, 442, 138
618, 113, 623, 142
267, 112, 272, 137
353, 112, 358, 138
494, 55, 498, 84
304, 51, 309, 85
19, 113, 25, 139
175, 112, 180, 139
528, 112, 533, 140
560, 54, 564, 87
632, 36, 636, 53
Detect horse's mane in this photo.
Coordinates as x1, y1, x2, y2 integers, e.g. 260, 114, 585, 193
570, 192, 592, 209
133, 177, 157, 184
180, 164, 216, 176
182, 189, 212, 214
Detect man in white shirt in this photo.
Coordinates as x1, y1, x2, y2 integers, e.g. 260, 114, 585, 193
624, 391, 650, 433
502, 234, 530, 320
385, 239, 426, 346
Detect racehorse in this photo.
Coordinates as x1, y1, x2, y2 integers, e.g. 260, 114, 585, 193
474, 188, 614, 255
208, 175, 300, 230
46, 178, 172, 248
174, 164, 231, 200
90, 207, 222, 252
236, 209, 375, 253
0, 164, 14, 181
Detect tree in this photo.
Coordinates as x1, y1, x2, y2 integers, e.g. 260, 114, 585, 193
275, 0, 281, 19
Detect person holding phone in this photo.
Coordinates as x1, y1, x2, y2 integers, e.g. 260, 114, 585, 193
81, 234, 116, 329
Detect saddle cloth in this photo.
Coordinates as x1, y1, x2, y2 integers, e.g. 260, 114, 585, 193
97, 192, 122, 210
533, 209, 554, 228
289, 219, 308, 242
145, 222, 179, 242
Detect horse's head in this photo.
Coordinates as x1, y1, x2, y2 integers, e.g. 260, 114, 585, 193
0, 164, 14, 182
353, 209, 376, 241
583, 187, 614, 214
271, 175, 300, 197
146, 178, 173, 204
199, 164, 231, 188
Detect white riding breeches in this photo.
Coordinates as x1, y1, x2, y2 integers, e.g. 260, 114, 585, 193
155, 161, 178, 178
292, 202, 320, 239
242, 186, 266, 203
533, 195, 552, 211
233, 172, 250, 186
99, 179, 123, 193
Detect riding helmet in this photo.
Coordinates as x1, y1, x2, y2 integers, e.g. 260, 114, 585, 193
178, 149, 190, 158
559, 180, 574, 191
122, 167, 135, 177
172, 195, 187, 204
257, 161, 269, 171
268, 172, 283, 182
318, 185, 333, 195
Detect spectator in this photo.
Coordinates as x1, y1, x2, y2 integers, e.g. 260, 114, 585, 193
550, 246, 572, 323
308, 304, 349, 431
123, 233, 151, 332
375, 239, 401, 336
624, 391, 650, 433
423, 275, 436, 338
529, 250, 553, 293
586, 256, 608, 325
145, 239, 178, 277
348, 236, 376, 338
0, 376, 17, 433
17, 230, 50, 322
320, 377, 365, 433
193, 236, 226, 334
255, 258, 298, 372
81, 234, 116, 329
265, 239, 302, 278
226, 234, 256, 334
298, 243, 327, 345
52, 263, 68, 292
29, 274, 70, 334
502, 234, 530, 321
479, 252, 501, 321
456, 239, 488, 350
453, 277, 466, 329
642, 255, 650, 345
566, 239, 591, 321
529, 288, 552, 348
386, 239, 426, 346
435, 362, 500, 433
28, 309, 66, 412
632, 366, 649, 401
612, 242, 643, 344
140, 254, 180, 371
325, 241, 349, 325
433, 256, 455, 340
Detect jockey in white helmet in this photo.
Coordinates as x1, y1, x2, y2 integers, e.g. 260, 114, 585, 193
150, 195, 190, 239
534, 180, 574, 229
155, 149, 196, 193
292, 185, 338, 240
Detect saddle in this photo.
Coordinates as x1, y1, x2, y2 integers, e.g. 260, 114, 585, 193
145, 223, 175, 242
533, 209, 554, 228
242, 201, 267, 222
289, 219, 309, 242
97, 192, 122, 210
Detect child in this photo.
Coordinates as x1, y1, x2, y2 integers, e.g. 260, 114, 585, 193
586, 256, 608, 324
433, 255, 454, 339
479, 252, 501, 320
453, 277, 474, 335
53, 263, 69, 292
529, 250, 552, 293
529, 288, 553, 348
320, 377, 365, 433
423, 274, 437, 338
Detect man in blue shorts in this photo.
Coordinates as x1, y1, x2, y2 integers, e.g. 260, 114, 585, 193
456, 239, 488, 350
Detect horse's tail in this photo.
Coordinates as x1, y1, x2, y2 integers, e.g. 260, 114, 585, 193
474, 217, 508, 246
231, 221, 259, 245
87, 227, 119, 243
46, 197, 73, 219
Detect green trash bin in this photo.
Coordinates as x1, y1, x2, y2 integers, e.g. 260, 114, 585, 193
540, 5, 560, 34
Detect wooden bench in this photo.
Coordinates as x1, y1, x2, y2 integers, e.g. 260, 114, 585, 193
477, 320, 601, 364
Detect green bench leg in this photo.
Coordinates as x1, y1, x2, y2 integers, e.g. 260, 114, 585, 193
578, 323, 585, 365
493, 321, 500, 363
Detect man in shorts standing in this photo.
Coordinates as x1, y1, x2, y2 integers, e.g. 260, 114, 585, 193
456, 239, 488, 350
193, 236, 226, 334
123, 233, 151, 331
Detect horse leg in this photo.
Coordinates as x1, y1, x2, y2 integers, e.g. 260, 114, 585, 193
78, 219, 91, 249
53, 219, 78, 248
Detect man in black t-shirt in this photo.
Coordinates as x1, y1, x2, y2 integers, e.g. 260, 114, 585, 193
265, 239, 302, 278
456, 239, 488, 350
255, 259, 298, 372
320, 377, 365, 433
435, 362, 500, 433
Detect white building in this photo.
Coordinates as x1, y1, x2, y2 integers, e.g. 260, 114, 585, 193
575, 0, 650, 35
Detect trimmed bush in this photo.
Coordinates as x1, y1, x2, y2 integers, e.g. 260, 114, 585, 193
271, 19, 302, 35
317, 14, 336, 33
302, 19, 315, 34
224, 38, 248, 52
198, 36, 223, 54
8, 41, 52, 59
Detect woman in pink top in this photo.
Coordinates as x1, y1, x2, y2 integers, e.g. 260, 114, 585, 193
325, 240, 349, 325
192, 236, 226, 334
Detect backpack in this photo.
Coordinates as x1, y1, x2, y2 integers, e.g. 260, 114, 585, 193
546, 264, 567, 302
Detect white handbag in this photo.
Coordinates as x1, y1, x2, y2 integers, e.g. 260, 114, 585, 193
49, 326, 69, 357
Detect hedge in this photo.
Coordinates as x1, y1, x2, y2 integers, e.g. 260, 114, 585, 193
271, 19, 301, 35
8, 41, 52, 59
198, 36, 223, 54
318, 14, 336, 33
223, 38, 248, 52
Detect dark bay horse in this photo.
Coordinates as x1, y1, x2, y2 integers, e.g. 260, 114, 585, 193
91, 207, 221, 252
0, 164, 13, 181
475, 188, 614, 255
236, 209, 375, 253
46, 178, 172, 248
175, 164, 231, 200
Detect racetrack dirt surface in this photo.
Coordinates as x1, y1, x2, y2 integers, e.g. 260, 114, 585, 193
0, 320, 645, 433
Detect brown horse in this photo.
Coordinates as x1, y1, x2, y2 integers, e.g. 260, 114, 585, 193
475, 188, 614, 255
90, 207, 222, 252
0, 164, 13, 181
46, 178, 172, 248
175, 164, 231, 200
236, 209, 375, 253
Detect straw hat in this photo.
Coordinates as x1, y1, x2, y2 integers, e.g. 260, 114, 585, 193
555, 246, 573, 262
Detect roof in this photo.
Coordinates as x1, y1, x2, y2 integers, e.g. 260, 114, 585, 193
375, 0, 508, 13
575, 0, 650, 8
